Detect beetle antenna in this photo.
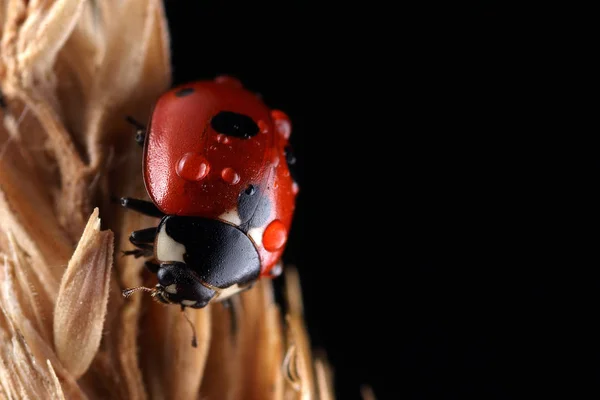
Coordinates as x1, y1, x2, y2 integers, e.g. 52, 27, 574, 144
181, 307, 198, 348
122, 286, 156, 298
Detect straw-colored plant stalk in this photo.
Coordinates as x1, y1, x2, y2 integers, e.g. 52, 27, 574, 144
0, 1, 335, 399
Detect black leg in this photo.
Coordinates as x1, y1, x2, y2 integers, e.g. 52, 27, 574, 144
0, 90, 6, 110
122, 227, 156, 258
122, 244, 153, 258
125, 116, 146, 147
129, 227, 157, 245
120, 197, 164, 218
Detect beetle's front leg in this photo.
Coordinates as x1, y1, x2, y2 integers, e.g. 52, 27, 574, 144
122, 227, 157, 258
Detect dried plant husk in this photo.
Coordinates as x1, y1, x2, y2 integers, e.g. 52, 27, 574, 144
0, 1, 335, 399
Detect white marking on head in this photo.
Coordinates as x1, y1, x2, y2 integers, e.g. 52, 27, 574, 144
165, 284, 177, 294
219, 208, 242, 226
156, 222, 185, 263
181, 299, 196, 306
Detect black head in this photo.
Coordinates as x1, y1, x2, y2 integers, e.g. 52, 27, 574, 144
154, 262, 216, 308
122, 262, 216, 309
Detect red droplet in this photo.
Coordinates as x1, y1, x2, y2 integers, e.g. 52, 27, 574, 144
221, 167, 240, 185
257, 120, 269, 134
292, 182, 300, 195
214, 75, 243, 88
271, 110, 291, 139
176, 152, 210, 181
216, 134, 231, 144
263, 220, 287, 252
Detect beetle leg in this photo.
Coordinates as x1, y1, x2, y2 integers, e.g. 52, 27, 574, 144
122, 227, 157, 258
129, 227, 157, 244
125, 116, 146, 147
121, 247, 153, 258
119, 197, 164, 218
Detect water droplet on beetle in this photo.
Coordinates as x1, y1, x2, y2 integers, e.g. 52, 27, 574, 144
221, 167, 240, 185
258, 120, 269, 134
263, 220, 287, 252
176, 153, 210, 181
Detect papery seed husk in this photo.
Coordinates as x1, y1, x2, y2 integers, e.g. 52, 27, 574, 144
0, 162, 73, 282
360, 385, 377, 400
201, 296, 255, 400
283, 268, 317, 399
1, 87, 90, 242
53, 208, 113, 379
84, 0, 164, 168
140, 300, 211, 400
314, 354, 336, 400
11, 335, 52, 399
5, 233, 56, 343
21, 318, 87, 400
15, 0, 86, 87
46, 360, 67, 400
107, 167, 154, 400
232, 282, 267, 399
199, 304, 236, 400
247, 281, 285, 400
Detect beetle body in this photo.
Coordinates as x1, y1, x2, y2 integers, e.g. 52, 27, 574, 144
122, 77, 297, 309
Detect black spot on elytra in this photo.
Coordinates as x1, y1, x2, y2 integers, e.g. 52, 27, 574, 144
238, 184, 270, 231
175, 87, 195, 97
211, 111, 259, 139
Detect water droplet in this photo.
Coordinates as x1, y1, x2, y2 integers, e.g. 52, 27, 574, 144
176, 153, 210, 181
268, 262, 283, 277
263, 220, 287, 252
271, 110, 291, 139
214, 75, 243, 88
292, 182, 300, 195
216, 134, 231, 144
257, 120, 269, 134
209, 145, 218, 151
221, 167, 240, 185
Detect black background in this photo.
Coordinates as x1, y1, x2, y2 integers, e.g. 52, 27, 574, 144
162, 2, 554, 399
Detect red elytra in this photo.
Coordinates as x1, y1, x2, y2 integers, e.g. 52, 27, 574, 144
143, 79, 297, 276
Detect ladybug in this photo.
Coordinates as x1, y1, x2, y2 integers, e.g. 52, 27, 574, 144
120, 76, 298, 311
